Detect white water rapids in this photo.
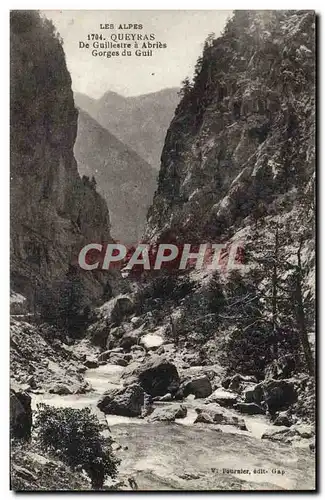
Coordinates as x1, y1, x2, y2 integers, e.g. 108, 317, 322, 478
32, 363, 315, 490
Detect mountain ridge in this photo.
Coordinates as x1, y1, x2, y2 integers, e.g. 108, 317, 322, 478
74, 87, 180, 169
74, 108, 157, 244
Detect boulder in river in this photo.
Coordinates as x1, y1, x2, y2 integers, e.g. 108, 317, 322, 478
194, 403, 247, 430
273, 411, 293, 427
130, 316, 143, 328
84, 357, 99, 369
10, 386, 32, 440
148, 404, 187, 422
49, 383, 73, 395
261, 426, 293, 443
233, 402, 265, 415
179, 375, 212, 399
194, 411, 215, 424
206, 389, 237, 407
97, 383, 144, 417
122, 355, 180, 397
261, 423, 315, 444
262, 379, 297, 414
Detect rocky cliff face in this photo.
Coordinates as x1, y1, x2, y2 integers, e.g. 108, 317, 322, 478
145, 11, 315, 247
142, 9, 315, 386
10, 11, 118, 310
74, 109, 156, 243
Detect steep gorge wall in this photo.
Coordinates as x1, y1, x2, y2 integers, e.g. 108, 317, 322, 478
10, 11, 118, 310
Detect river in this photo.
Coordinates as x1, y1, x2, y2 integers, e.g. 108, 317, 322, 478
32, 363, 315, 491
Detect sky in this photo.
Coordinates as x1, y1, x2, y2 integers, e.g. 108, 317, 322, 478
42, 10, 232, 98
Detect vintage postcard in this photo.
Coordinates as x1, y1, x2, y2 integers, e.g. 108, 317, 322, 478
10, 10, 316, 491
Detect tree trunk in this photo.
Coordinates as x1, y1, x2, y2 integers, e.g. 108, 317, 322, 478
293, 242, 314, 375
271, 225, 279, 357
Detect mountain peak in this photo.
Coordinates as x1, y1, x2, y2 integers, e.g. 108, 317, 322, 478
74, 87, 180, 170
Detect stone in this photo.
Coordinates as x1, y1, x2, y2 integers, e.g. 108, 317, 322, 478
10, 291, 28, 315
122, 355, 180, 397
12, 465, 37, 483
99, 295, 134, 325
120, 324, 146, 351
130, 344, 145, 352
98, 350, 112, 362
97, 383, 144, 417
84, 357, 99, 369
130, 316, 143, 328
264, 355, 296, 380
148, 404, 187, 422
177, 375, 212, 400
108, 326, 126, 343
222, 374, 257, 392
206, 389, 237, 407
153, 392, 173, 402
261, 427, 295, 443
98, 347, 125, 362
261, 424, 314, 444
263, 379, 297, 414
194, 403, 247, 430
243, 384, 264, 404
233, 402, 265, 415
273, 411, 293, 427
194, 412, 215, 424
10, 387, 32, 440
294, 424, 315, 439
26, 375, 37, 389
140, 333, 164, 351
156, 345, 165, 355
109, 355, 128, 367
87, 319, 110, 348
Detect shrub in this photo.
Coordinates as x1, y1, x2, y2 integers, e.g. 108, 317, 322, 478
35, 268, 91, 337
206, 271, 226, 314
223, 325, 273, 378
34, 405, 119, 489
150, 273, 195, 301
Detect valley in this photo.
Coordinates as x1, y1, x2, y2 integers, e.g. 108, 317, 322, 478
10, 9, 316, 492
